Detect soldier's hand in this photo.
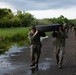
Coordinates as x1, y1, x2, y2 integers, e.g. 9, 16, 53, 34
35, 30, 38, 34
33, 30, 38, 36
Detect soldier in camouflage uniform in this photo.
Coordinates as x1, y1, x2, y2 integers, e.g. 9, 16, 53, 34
52, 26, 68, 69
28, 26, 42, 68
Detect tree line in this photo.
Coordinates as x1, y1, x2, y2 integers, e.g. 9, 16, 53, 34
0, 8, 76, 28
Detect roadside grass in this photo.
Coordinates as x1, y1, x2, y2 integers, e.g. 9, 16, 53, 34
0, 27, 29, 37
0, 27, 29, 52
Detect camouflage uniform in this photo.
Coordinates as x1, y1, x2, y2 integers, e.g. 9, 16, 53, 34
53, 30, 68, 68
28, 31, 42, 67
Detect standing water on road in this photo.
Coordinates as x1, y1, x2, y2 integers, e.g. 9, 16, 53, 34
0, 44, 29, 75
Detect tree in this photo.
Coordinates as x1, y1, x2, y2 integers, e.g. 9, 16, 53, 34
0, 8, 14, 28
10, 16, 22, 27
22, 12, 34, 27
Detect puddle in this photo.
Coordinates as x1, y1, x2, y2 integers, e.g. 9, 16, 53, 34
39, 62, 50, 70
13, 58, 53, 75
0, 45, 29, 75
0, 60, 12, 69
5, 45, 28, 54
25, 60, 51, 74
4, 45, 29, 57
45, 58, 52, 61
0, 45, 28, 65
0, 58, 15, 75
39, 58, 54, 70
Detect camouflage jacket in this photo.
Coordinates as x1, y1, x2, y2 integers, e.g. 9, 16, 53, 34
28, 32, 42, 47
53, 30, 68, 47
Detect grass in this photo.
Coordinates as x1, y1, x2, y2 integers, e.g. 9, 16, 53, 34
46, 32, 52, 36
0, 27, 29, 43
0, 27, 29, 51
0, 27, 29, 37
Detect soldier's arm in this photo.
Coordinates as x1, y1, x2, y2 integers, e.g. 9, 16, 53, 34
30, 30, 38, 39
28, 31, 38, 43
28, 32, 33, 43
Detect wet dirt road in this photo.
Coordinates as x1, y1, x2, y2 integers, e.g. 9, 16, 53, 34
0, 31, 76, 75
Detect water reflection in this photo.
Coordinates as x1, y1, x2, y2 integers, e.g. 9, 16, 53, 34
30, 67, 36, 74
0, 43, 28, 75
0, 54, 15, 75
6, 45, 21, 54
0, 39, 28, 55
30, 66, 39, 74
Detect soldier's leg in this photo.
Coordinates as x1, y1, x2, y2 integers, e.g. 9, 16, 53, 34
56, 53, 59, 64
35, 47, 41, 67
58, 47, 65, 68
35, 54, 40, 68
54, 46, 60, 64
30, 45, 35, 66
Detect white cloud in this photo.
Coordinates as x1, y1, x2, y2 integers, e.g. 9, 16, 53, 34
27, 7, 76, 19
0, 1, 16, 12
0, 0, 76, 19
1, 0, 76, 11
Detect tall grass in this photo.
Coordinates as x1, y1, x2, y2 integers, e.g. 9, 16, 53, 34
0, 27, 29, 52
0, 27, 29, 37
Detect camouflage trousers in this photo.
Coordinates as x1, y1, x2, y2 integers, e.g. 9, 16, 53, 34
54, 46, 65, 65
30, 45, 41, 66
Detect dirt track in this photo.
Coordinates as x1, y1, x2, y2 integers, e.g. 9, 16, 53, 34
0, 31, 76, 75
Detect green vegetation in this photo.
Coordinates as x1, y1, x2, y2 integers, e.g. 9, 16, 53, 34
0, 8, 76, 28
0, 27, 29, 53
0, 27, 29, 37
46, 32, 52, 36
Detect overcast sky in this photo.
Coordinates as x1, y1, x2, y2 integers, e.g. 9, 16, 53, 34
0, 0, 76, 19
